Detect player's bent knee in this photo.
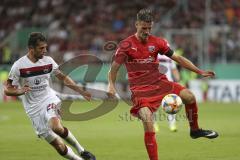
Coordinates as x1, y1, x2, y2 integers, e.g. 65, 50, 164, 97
49, 118, 64, 135
51, 125, 64, 135
51, 124, 64, 135
179, 89, 196, 104
138, 107, 153, 122
186, 93, 196, 104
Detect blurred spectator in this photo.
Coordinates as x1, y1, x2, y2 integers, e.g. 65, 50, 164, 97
0, 0, 240, 63
1, 44, 12, 64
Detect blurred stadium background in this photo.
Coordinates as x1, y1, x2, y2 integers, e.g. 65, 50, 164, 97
0, 0, 240, 160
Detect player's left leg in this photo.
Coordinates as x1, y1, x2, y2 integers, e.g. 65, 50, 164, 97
179, 89, 218, 139
46, 102, 95, 160
49, 137, 83, 160
31, 106, 84, 160
49, 117, 96, 160
138, 107, 158, 160
179, 89, 199, 130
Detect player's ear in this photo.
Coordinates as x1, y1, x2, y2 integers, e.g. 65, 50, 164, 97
28, 45, 34, 52
135, 21, 139, 28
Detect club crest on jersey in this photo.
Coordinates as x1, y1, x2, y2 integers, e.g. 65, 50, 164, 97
148, 46, 155, 53
34, 78, 41, 85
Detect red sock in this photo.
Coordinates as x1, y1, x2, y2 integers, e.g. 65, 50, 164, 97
185, 102, 199, 131
144, 132, 158, 160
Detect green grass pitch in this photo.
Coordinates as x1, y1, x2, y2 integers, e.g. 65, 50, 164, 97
0, 101, 240, 160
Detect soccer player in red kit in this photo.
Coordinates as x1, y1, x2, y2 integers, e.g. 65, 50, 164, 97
107, 9, 218, 160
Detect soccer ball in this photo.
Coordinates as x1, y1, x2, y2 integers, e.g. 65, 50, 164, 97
161, 94, 183, 114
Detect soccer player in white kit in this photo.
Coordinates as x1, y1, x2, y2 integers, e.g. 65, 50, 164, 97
157, 54, 180, 132
4, 32, 96, 160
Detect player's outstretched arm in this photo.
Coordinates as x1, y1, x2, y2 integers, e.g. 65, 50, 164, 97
55, 71, 91, 101
107, 61, 121, 97
170, 54, 215, 78
4, 79, 31, 96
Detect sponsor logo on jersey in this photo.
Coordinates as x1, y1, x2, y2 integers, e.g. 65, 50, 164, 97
20, 64, 52, 77
30, 84, 47, 91
132, 56, 155, 63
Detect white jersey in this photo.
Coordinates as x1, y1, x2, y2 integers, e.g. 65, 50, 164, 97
8, 55, 60, 117
157, 54, 176, 81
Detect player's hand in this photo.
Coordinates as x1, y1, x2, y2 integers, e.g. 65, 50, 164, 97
107, 85, 116, 98
19, 85, 31, 95
79, 90, 92, 101
199, 70, 215, 78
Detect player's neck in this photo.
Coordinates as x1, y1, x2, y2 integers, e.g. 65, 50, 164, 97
135, 33, 148, 44
27, 52, 38, 63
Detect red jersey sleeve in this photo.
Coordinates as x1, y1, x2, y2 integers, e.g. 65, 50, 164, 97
113, 40, 131, 64
113, 48, 127, 64
158, 38, 174, 57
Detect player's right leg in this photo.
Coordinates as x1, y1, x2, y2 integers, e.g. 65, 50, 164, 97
138, 107, 158, 160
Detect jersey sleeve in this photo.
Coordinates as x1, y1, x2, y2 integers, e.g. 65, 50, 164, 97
48, 57, 59, 75
113, 47, 128, 64
158, 39, 174, 57
8, 62, 20, 86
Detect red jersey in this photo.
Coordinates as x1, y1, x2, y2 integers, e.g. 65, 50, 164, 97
113, 34, 185, 115
114, 34, 173, 90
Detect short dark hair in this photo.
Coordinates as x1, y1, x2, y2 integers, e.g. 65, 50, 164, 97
28, 32, 47, 48
137, 9, 154, 22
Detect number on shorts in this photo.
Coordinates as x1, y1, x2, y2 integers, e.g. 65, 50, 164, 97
47, 103, 57, 111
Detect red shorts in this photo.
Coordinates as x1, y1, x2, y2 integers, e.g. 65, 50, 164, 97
130, 80, 186, 117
